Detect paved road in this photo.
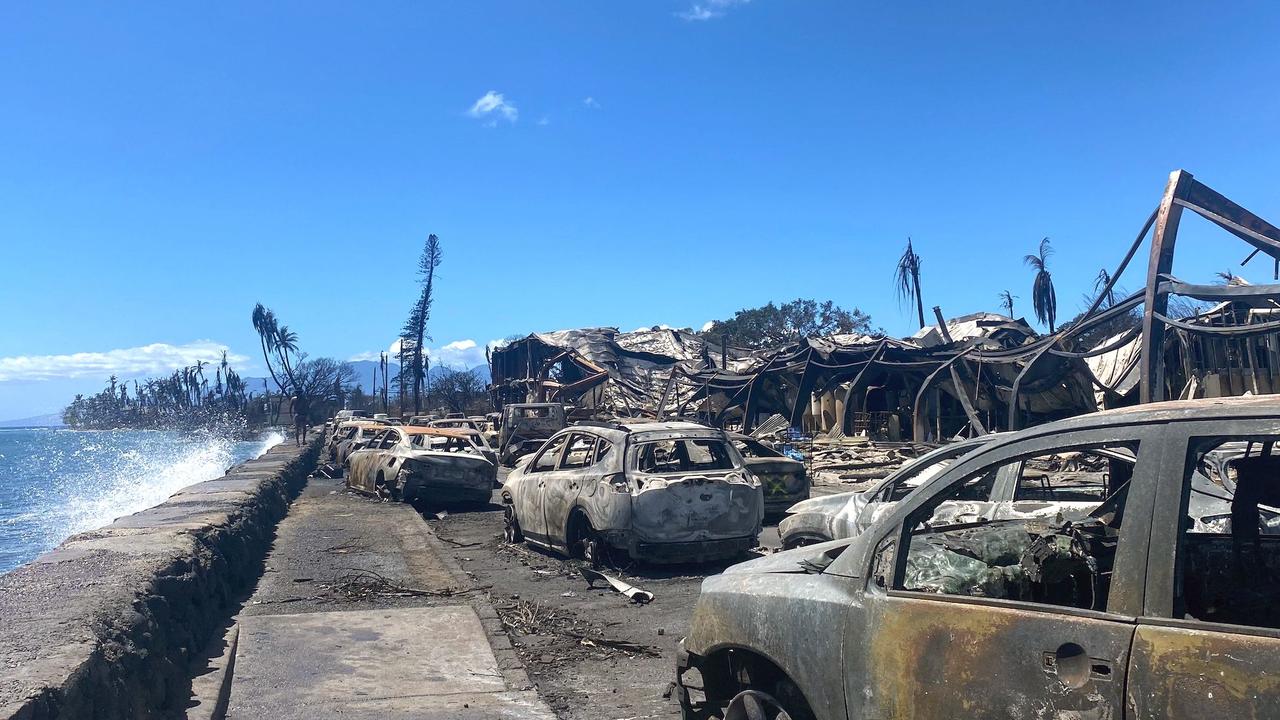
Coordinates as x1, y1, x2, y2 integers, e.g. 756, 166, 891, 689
420, 468, 800, 720
213, 469, 824, 719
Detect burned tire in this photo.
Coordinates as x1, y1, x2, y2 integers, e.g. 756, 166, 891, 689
503, 505, 523, 543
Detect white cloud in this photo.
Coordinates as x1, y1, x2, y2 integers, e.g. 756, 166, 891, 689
467, 90, 518, 125
701, 320, 716, 332
677, 0, 750, 21
583, 96, 601, 109
537, 115, 550, 126
351, 338, 491, 369
0, 341, 249, 383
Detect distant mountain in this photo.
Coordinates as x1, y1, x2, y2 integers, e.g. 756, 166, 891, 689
0, 412, 66, 428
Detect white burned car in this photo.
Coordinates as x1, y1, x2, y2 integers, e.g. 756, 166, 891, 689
346, 425, 496, 505
501, 422, 763, 565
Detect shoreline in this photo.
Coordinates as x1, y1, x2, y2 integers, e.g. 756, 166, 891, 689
0, 434, 321, 719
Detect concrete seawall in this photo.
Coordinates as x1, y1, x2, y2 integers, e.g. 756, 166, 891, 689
0, 437, 320, 720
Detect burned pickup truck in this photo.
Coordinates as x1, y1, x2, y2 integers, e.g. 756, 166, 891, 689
502, 421, 763, 565
677, 396, 1280, 720
346, 425, 496, 505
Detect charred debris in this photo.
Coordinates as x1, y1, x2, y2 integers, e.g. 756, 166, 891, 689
489, 170, 1280, 474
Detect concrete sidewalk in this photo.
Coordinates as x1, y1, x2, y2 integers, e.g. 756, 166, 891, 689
211, 475, 554, 719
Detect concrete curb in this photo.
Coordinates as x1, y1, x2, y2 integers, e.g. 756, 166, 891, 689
0, 436, 321, 720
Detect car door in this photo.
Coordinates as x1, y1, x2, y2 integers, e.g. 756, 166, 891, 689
844, 426, 1157, 720
1126, 418, 1280, 718
518, 433, 569, 545
349, 429, 391, 492
371, 429, 406, 490
542, 433, 598, 548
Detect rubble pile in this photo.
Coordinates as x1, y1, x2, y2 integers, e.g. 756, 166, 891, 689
804, 440, 924, 487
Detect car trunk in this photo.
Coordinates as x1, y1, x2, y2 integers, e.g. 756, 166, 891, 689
630, 472, 761, 543
408, 453, 494, 490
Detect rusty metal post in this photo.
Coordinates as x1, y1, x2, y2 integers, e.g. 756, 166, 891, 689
932, 306, 953, 343
1141, 170, 1194, 403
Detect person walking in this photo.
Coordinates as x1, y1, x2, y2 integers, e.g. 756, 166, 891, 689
292, 395, 310, 447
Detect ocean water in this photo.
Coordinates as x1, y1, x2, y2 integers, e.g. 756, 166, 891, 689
0, 427, 284, 575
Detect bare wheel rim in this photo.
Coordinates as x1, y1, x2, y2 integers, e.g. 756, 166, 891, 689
725, 690, 792, 720
503, 506, 521, 542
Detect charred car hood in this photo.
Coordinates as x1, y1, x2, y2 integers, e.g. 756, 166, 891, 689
785, 491, 858, 516
722, 537, 856, 575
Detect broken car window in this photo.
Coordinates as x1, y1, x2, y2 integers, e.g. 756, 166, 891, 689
635, 438, 736, 474
559, 434, 597, 470
593, 439, 612, 464
1012, 448, 1130, 503
897, 442, 1135, 613
531, 434, 569, 473
1178, 436, 1280, 629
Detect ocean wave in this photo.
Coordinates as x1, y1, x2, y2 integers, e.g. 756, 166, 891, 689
0, 428, 284, 574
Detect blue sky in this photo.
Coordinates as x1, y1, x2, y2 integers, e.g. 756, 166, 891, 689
2, 1, 1279, 419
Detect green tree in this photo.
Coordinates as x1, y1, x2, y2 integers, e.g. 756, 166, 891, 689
703, 298, 876, 349
404, 234, 442, 414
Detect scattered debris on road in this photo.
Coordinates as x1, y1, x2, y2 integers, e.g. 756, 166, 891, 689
579, 566, 654, 604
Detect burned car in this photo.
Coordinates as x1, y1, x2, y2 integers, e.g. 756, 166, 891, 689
345, 425, 496, 505
778, 435, 997, 549
728, 433, 809, 515
502, 421, 763, 564
496, 402, 567, 466
328, 420, 383, 464
676, 397, 1280, 720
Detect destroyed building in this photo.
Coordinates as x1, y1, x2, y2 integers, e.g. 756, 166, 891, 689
490, 170, 1280, 441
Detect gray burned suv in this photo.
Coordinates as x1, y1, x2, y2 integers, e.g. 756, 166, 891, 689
502, 421, 764, 565
677, 397, 1280, 720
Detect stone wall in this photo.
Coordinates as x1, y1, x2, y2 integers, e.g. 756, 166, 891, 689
0, 437, 319, 720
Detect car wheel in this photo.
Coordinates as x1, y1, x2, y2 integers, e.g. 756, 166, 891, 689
582, 535, 602, 570
503, 505, 523, 543
724, 690, 793, 720
390, 468, 408, 502
375, 471, 393, 501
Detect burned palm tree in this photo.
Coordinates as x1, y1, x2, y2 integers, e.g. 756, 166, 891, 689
894, 237, 925, 329
998, 290, 1016, 317
1024, 237, 1058, 333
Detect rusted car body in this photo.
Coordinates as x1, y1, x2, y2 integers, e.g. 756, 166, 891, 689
728, 433, 809, 515
497, 402, 567, 466
502, 421, 763, 564
676, 397, 1280, 720
345, 425, 496, 504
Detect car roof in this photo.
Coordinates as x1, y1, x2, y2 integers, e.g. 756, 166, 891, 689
1005, 396, 1280, 439
399, 426, 479, 438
